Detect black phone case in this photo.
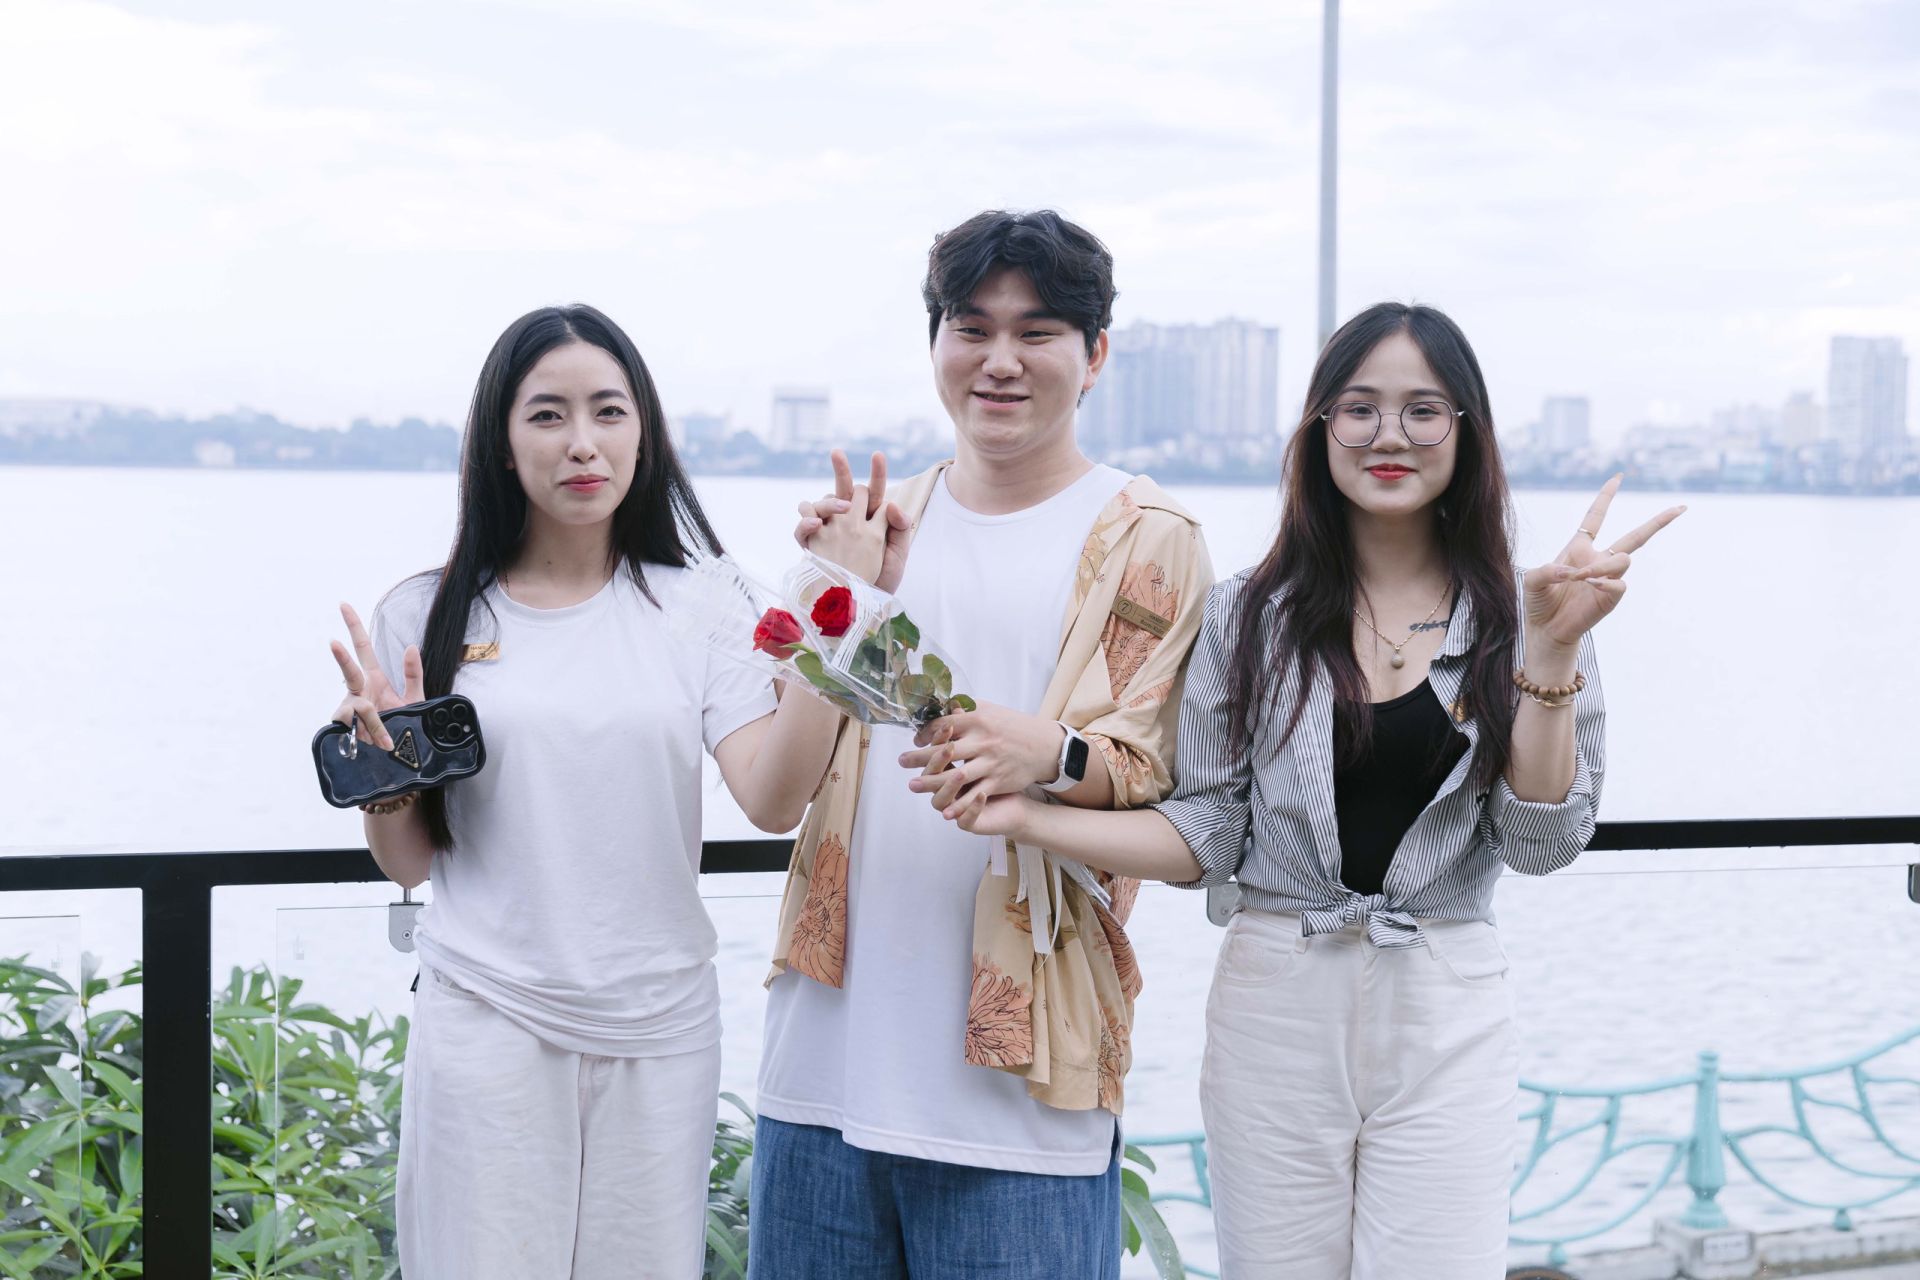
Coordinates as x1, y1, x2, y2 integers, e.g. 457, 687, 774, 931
311, 695, 486, 809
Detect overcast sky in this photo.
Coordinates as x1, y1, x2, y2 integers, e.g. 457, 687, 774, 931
2, 0, 1915, 441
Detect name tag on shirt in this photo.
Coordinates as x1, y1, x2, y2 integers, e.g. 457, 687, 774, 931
462, 643, 500, 663
1111, 594, 1172, 638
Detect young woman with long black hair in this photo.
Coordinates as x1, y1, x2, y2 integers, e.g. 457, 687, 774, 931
947, 302, 1682, 1278
324, 304, 895, 1279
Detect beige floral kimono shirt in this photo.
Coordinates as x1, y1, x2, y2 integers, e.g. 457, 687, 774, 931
765, 461, 1215, 1114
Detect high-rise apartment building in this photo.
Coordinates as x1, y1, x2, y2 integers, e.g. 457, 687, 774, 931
769, 388, 832, 451
1535, 396, 1592, 451
1079, 319, 1280, 453
1826, 336, 1908, 453
673, 410, 733, 450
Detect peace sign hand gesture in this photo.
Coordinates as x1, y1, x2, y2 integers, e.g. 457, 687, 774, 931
328, 602, 423, 753
793, 449, 912, 592
1524, 474, 1685, 653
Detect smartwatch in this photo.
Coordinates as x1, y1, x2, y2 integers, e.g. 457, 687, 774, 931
1038, 724, 1091, 794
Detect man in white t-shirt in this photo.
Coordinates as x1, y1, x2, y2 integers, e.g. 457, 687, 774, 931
750, 210, 1215, 1279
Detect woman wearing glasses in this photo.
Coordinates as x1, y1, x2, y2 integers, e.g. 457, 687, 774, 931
941, 302, 1683, 1277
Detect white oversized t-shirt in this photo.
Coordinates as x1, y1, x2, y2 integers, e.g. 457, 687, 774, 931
373, 565, 776, 1058
757, 464, 1131, 1175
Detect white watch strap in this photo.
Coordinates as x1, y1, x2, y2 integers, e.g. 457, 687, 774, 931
1037, 724, 1085, 794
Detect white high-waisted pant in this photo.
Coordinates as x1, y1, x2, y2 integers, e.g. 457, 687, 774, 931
1199, 909, 1519, 1280
396, 966, 721, 1280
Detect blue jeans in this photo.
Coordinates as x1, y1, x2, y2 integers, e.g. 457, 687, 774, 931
747, 1117, 1121, 1280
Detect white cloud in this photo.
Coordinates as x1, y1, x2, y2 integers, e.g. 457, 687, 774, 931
0, 0, 1913, 437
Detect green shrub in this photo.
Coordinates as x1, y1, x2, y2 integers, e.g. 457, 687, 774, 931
1, 957, 1184, 1278
0, 954, 143, 1280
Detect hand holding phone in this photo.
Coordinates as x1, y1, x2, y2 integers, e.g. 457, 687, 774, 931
313, 693, 486, 809
313, 602, 485, 808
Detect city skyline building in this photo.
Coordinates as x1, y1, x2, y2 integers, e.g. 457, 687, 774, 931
672, 410, 733, 452
768, 387, 832, 451
1534, 396, 1592, 451
1778, 391, 1821, 447
1079, 318, 1280, 455
1826, 336, 1908, 454
1708, 401, 1780, 442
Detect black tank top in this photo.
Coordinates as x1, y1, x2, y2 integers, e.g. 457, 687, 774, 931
1332, 680, 1468, 896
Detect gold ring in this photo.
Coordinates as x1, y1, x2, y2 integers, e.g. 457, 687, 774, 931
1576, 527, 1598, 538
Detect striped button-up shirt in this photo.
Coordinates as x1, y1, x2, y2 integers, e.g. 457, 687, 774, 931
1154, 570, 1605, 947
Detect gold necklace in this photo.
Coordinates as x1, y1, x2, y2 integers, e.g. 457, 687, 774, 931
1355, 582, 1451, 670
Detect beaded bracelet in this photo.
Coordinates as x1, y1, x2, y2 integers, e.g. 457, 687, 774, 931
1512, 668, 1586, 708
361, 792, 418, 816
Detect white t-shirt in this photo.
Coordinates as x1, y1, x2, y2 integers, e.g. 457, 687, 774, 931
373, 565, 777, 1058
757, 463, 1131, 1175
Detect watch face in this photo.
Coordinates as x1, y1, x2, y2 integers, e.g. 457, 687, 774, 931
1064, 734, 1090, 781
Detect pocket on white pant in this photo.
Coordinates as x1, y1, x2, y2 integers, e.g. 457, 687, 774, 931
1211, 910, 1304, 987
426, 966, 486, 1002
1426, 922, 1510, 985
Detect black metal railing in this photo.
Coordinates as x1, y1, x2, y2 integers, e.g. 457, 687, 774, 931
3, 817, 1917, 1277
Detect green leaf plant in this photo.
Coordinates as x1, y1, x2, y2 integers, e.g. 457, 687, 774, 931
1, 958, 1185, 1278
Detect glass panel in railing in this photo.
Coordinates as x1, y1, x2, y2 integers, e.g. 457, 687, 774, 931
704, 875, 784, 1113
0, 916, 121, 1277
1123, 884, 1228, 1279
701, 878, 782, 1280
219, 902, 416, 1279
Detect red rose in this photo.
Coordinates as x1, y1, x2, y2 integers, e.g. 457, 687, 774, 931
810, 586, 855, 638
753, 608, 805, 658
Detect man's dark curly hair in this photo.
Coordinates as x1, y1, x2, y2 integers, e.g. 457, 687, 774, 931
922, 209, 1117, 357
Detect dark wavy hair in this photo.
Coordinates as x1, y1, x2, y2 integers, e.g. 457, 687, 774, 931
922, 209, 1117, 356
402, 304, 723, 850
1225, 302, 1519, 787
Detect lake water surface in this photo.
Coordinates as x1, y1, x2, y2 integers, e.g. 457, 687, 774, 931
2, 467, 1915, 1267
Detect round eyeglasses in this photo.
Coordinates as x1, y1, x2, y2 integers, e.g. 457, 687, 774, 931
1321, 400, 1463, 448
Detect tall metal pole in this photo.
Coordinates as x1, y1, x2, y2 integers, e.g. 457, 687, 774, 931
1317, 0, 1339, 348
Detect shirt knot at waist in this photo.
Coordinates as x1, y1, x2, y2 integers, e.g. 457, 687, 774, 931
1300, 895, 1425, 948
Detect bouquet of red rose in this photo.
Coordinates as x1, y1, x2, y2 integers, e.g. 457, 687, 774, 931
680, 552, 977, 728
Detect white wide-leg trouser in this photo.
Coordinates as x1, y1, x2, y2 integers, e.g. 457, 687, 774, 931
397, 966, 720, 1280
1200, 909, 1519, 1280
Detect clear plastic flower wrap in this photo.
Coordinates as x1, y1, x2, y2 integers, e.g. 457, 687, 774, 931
673, 551, 977, 727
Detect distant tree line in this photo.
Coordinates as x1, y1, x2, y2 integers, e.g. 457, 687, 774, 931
0, 410, 460, 470
3, 410, 1913, 494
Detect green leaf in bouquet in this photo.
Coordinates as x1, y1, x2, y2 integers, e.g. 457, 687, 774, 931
793, 650, 848, 695
920, 654, 953, 697
949, 694, 978, 713
852, 637, 888, 686
899, 673, 933, 708
794, 649, 867, 719
888, 612, 921, 650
